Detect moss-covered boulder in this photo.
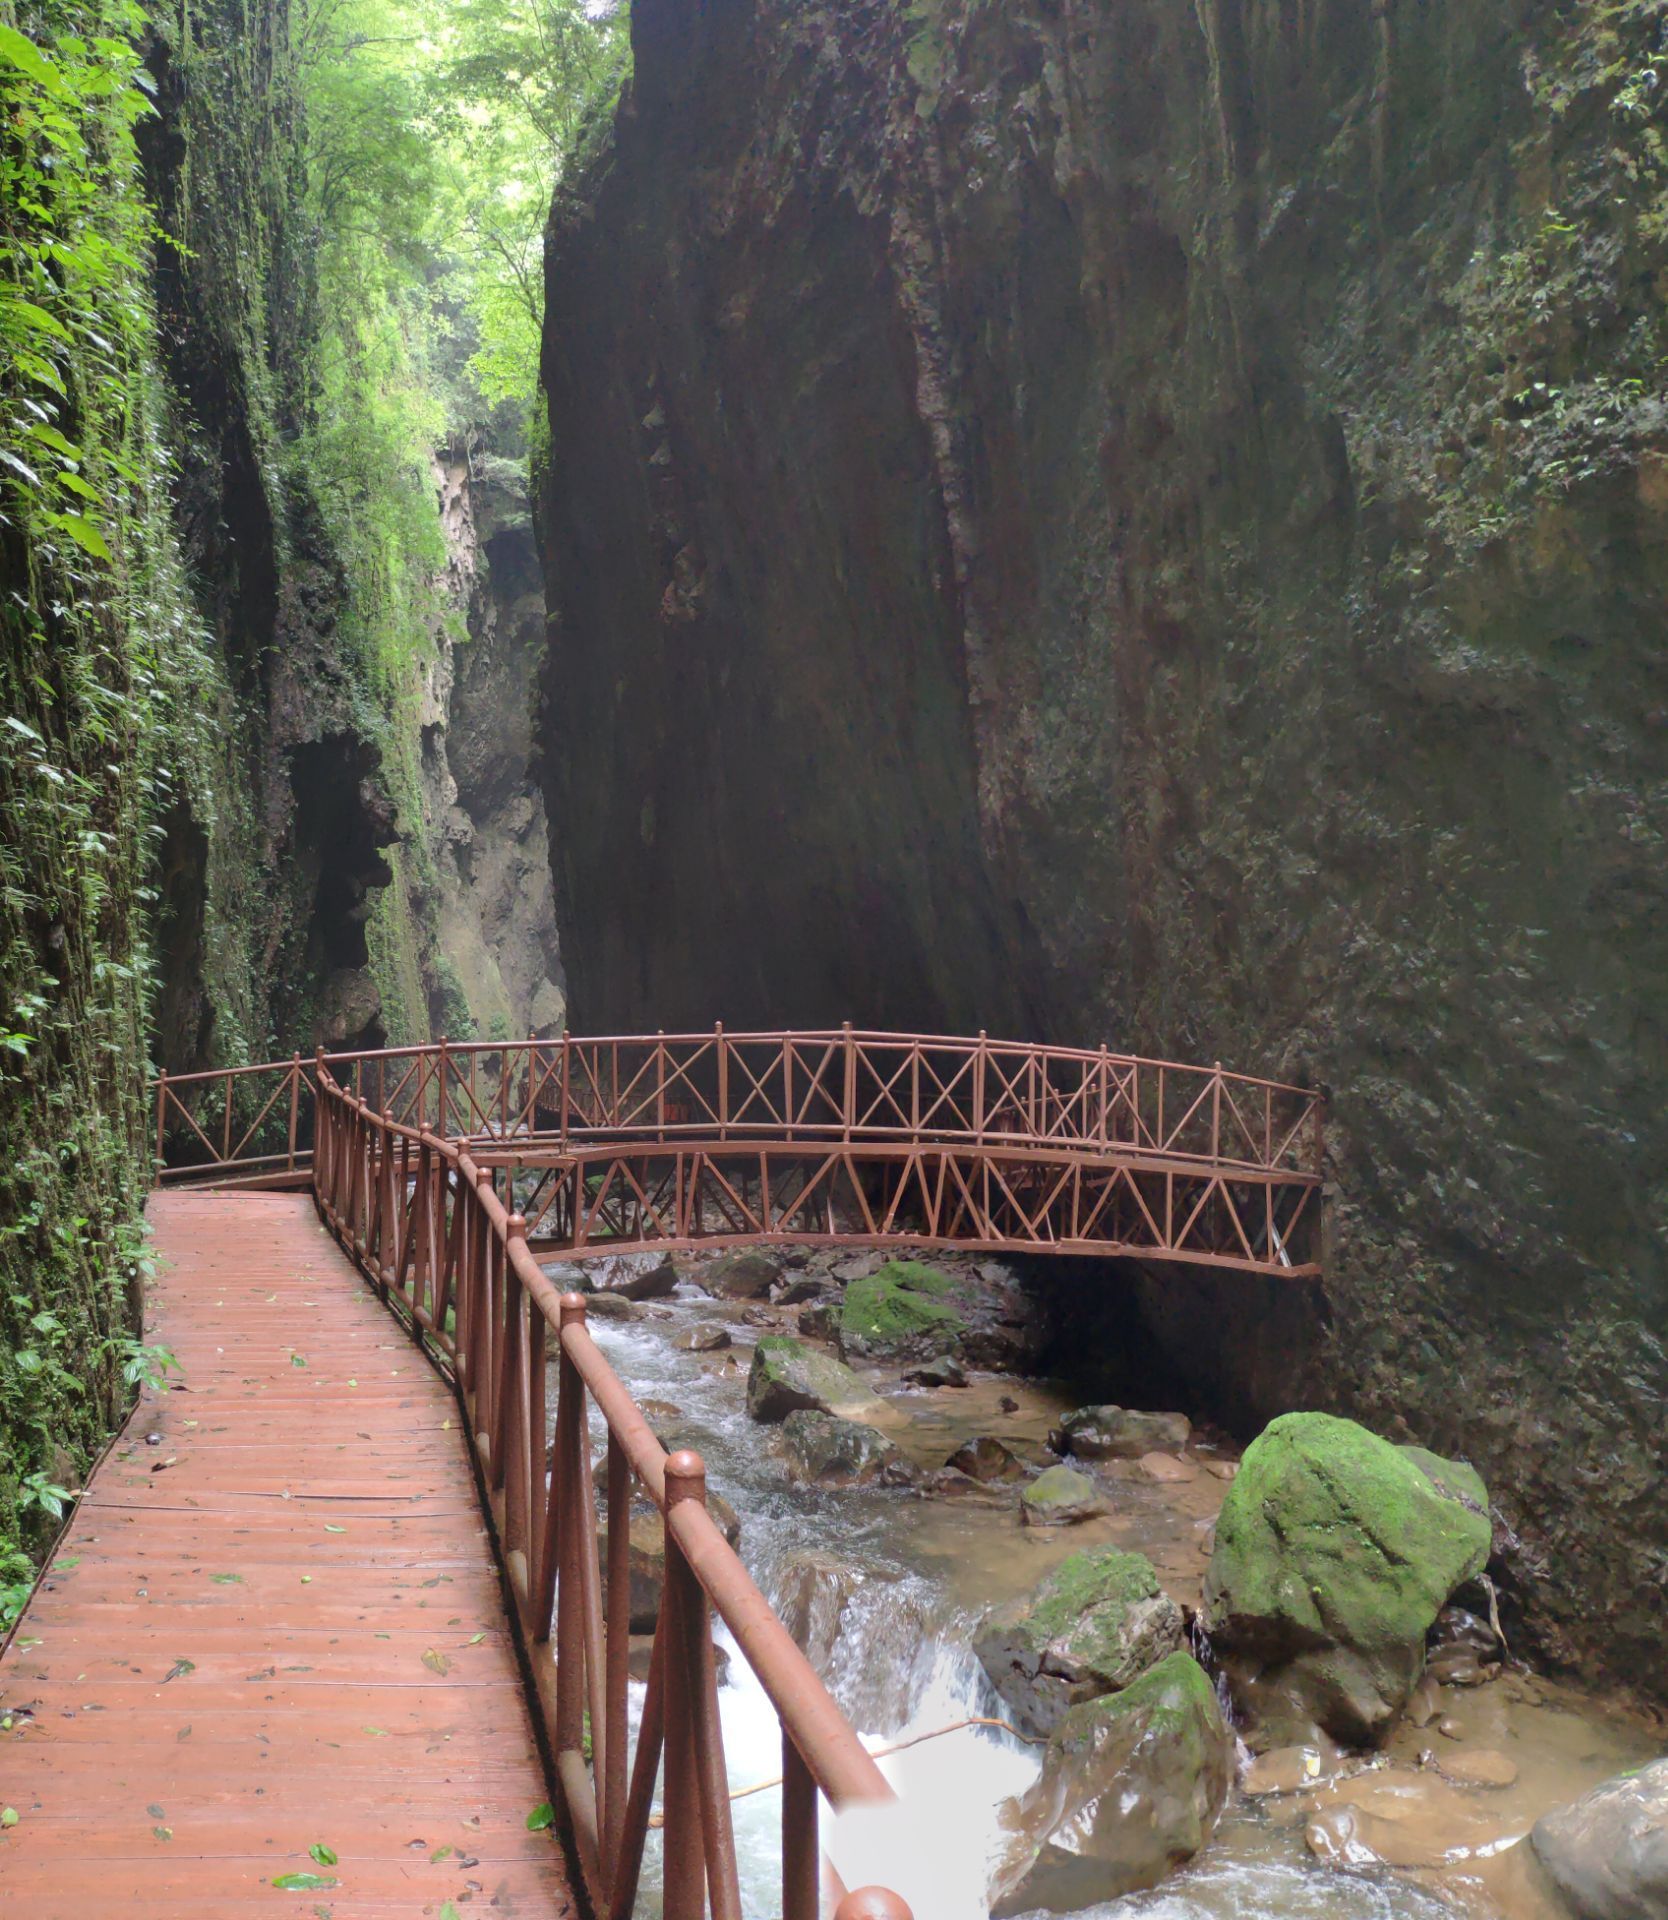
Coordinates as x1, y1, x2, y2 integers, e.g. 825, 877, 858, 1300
989, 1651, 1232, 1914
1020, 1464, 1107, 1527
745, 1336, 891, 1424
1202, 1412, 1492, 1748
975, 1546, 1185, 1734
835, 1258, 967, 1362
781, 1409, 913, 1488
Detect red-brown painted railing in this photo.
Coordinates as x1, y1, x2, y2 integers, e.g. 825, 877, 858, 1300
309, 1068, 912, 1920
155, 1032, 1324, 1275
155, 1028, 1322, 1177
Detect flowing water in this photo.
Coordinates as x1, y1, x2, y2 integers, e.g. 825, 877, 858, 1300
559, 1278, 1661, 1920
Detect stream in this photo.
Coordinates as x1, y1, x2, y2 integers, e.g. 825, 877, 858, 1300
550, 1268, 1660, 1920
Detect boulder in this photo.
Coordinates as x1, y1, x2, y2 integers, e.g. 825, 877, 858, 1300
745, 1336, 891, 1425
990, 1652, 1232, 1914
702, 1250, 780, 1300
676, 1324, 732, 1353
775, 1549, 872, 1672
974, 1546, 1185, 1735
1531, 1759, 1668, 1920
946, 1436, 1026, 1484
607, 1257, 680, 1301
572, 1290, 639, 1323
797, 1301, 838, 1341
603, 1488, 743, 1630
903, 1354, 966, 1387
836, 1259, 966, 1363
776, 1276, 826, 1306
1202, 1412, 1492, 1749
781, 1410, 912, 1488
1020, 1465, 1107, 1528
1054, 1405, 1191, 1461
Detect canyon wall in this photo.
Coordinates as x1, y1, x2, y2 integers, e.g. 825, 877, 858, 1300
537, 0, 1668, 1699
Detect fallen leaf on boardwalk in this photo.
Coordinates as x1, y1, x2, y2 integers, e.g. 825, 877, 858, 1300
324, 1524, 346, 1533
271, 1871, 337, 1890
1, 1807, 19, 1828
440, 1904, 461, 1920
308, 1843, 337, 1866
291, 1354, 308, 1368
153, 1825, 172, 1841
212, 1572, 243, 1584
162, 1657, 195, 1682
466, 1632, 485, 1645
430, 1845, 454, 1863
525, 1803, 554, 1831
362, 1726, 388, 1738
421, 1648, 450, 1676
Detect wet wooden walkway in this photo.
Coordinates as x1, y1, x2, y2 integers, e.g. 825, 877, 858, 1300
0, 1190, 573, 1918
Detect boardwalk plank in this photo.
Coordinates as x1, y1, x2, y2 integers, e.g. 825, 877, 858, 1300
0, 1191, 573, 1920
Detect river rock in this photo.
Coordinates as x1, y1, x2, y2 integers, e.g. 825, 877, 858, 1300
975, 1545, 1184, 1735
676, 1324, 732, 1353
781, 1410, 912, 1488
1242, 1746, 1328, 1795
1202, 1412, 1492, 1748
1054, 1405, 1191, 1460
776, 1275, 826, 1305
1020, 1465, 1107, 1528
797, 1301, 838, 1341
989, 1652, 1232, 1914
1531, 1758, 1668, 1920
701, 1250, 780, 1299
1139, 1451, 1200, 1484
606, 1256, 681, 1301
903, 1354, 966, 1387
578, 1290, 641, 1322
836, 1259, 967, 1363
946, 1436, 1025, 1484
604, 1489, 743, 1630
776, 1548, 871, 1672
746, 1335, 891, 1424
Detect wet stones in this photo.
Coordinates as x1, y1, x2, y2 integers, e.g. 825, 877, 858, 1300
1531, 1758, 1668, 1920
1020, 1465, 1106, 1528
974, 1545, 1184, 1736
700, 1250, 780, 1300
1052, 1405, 1191, 1461
990, 1652, 1232, 1915
606, 1256, 681, 1301
780, 1410, 912, 1489
745, 1335, 891, 1424
1202, 1412, 1492, 1749
903, 1354, 966, 1387
1303, 1767, 1525, 1872
945, 1435, 1025, 1484
676, 1324, 732, 1353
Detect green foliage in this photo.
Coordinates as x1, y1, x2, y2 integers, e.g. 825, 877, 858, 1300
0, 0, 241, 1609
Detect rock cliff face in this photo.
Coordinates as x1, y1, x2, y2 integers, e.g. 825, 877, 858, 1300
424, 443, 566, 1040
537, 0, 1668, 1699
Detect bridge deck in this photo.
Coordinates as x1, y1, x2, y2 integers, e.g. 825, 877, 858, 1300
0, 1191, 573, 1918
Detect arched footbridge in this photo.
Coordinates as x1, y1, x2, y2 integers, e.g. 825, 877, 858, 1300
0, 1033, 1322, 1919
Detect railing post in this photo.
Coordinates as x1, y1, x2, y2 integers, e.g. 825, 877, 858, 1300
154, 1067, 167, 1180
782, 1732, 820, 1920
973, 1030, 986, 1138
437, 1035, 450, 1139
716, 1022, 727, 1143
661, 1450, 712, 1920
1211, 1062, 1222, 1161
657, 1030, 666, 1143
841, 1021, 854, 1140
560, 1030, 572, 1146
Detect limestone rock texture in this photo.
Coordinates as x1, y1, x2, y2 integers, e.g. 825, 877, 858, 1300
537, 0, 1668, 1700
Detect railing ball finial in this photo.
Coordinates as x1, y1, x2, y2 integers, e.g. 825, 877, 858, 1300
664, 1447, 706, 1508
836, 1891, 913, 1920
558, 1290, 588, 1327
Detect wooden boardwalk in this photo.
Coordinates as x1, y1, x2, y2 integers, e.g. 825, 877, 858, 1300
0, 1190, 574, 1918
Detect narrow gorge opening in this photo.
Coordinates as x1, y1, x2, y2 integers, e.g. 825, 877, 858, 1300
2, 0, 1666, 1914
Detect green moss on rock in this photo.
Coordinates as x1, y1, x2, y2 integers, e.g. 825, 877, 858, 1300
837, 1258, 965, 1361
1204, 1412, 1492, 1746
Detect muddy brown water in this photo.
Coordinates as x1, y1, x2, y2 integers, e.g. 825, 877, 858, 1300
551, 1277, 1661, 1920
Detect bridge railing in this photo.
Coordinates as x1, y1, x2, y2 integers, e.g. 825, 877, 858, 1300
153, 1055, 317, 1185
310, 1069, 912, 1920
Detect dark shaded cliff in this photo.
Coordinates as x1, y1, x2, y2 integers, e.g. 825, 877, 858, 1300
537, 0, 1668, 1699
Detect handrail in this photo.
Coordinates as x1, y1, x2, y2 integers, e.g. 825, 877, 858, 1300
156, 1027, 1324, 1184
309, 1068, 912, 1919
